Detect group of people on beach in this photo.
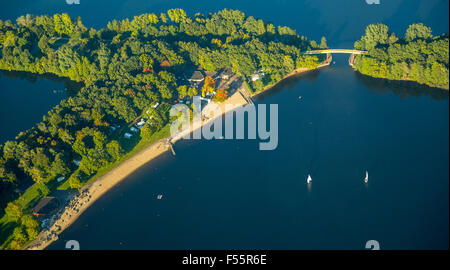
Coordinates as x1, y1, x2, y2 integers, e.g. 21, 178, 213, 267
26, 188, 95, 250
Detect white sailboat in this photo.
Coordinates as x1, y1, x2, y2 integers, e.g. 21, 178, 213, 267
364, 171, 369, 183
307, 174, 312, 184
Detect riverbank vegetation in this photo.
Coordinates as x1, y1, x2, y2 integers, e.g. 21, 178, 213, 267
353, 23, 449, 90
0, 9, 323, 249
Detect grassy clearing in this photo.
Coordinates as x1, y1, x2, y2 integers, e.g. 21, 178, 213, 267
59, 124, 170, 190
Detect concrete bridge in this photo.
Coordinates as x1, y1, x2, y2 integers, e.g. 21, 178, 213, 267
303, 49, 368, 55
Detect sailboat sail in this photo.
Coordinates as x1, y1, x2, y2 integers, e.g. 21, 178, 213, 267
307, 174, 312, 184
364, 171, 368, 183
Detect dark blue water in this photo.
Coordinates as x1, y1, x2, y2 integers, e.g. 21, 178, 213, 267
48, 55, 449, 250
0, 0, 448, 46
0, 71, 70, 143
0, 0, 448, 249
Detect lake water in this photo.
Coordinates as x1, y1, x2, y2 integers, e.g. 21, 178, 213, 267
0, 0, 448, 249
48, 55, 449, 250
0, 71, 78, 143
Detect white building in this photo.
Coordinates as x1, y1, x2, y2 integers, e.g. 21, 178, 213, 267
136, 119, 146, 127
250, 73, 264, 82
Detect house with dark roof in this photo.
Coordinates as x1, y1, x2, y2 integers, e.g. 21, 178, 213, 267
204, 70, 217, 78
188, 70, 205, 82
219, 68, 233, 80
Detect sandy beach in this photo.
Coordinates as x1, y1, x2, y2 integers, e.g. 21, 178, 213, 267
170, 90, 250, 143
24, 62, 329, 250
25, 139, 171, 250
25, 90, 249, 250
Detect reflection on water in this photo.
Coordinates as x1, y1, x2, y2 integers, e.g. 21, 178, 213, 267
46, 57, 448, 249
0, 71, 83, 143
355, 71, 449, 101
0, 70, 83, 96
256, 65, 448, 103
254, 69, 322, 101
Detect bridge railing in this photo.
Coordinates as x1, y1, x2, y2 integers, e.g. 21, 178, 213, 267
303, 49, 368, 55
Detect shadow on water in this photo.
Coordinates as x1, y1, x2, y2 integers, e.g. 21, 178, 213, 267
254, 69, 322, 102
0, 70, 84, 96
0, 70, 84, 143
355, 71, 449, 101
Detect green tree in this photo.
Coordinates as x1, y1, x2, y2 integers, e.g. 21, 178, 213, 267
106, 140, 123, 161
11, 227, 28, 245
21, 214, 39, 229
140, 123, 155, 139
187, 87, 198, 98
362, 23, 389, 49
160, 13, 168, 23
406, 23, 432, 41
320, 36, 328, 49
167, 9, 186, 23
51, 153, 70, 177
68, 171, 82, 189
148, 14, 159, 24
26, 227, 39, 241
53, 13, 74, 35
5, 202, 23, 222
139, 54, 154, 71
177, 85, 188, 99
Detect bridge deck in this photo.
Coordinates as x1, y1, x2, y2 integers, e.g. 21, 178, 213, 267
303, 49, 368, 55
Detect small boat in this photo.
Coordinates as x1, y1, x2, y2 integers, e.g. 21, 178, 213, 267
157, 194, 163, 200
364, 171, 368, 183
307, 174, 312, 184
298, 96, 303, 100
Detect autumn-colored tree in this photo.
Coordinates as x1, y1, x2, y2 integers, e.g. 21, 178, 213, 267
124, 89, 136, 97
214, 89, 228, 102
201, 76, 215, 97
143, 83, 152, 91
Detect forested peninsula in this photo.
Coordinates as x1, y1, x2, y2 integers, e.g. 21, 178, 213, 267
0, 9, 448, 250
0, 9, 326, 250
353, 23, 449, 89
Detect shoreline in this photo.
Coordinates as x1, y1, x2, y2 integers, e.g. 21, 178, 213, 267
25, 89, 250, 250
349, 54, 449, 90
251, 54, 332, 98
25, 138, 171, 250
24, 63, 327, 250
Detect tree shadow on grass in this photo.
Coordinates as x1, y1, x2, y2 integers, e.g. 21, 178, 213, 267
0, 220, 16, 248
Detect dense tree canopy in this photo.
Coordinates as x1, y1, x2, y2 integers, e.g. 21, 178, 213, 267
0, 9, 323, 249
354, 23, 449, 89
